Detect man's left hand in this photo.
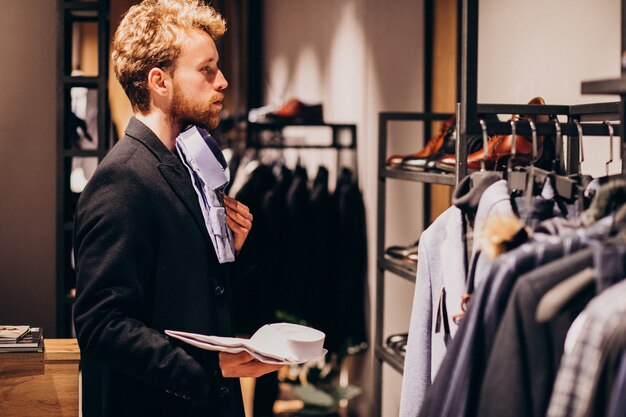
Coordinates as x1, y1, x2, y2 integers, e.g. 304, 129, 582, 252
223, 195, 253, 254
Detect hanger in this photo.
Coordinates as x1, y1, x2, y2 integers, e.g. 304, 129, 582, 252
596, 120, 626, 184
470, 119, 502, 187
507, 119, 529, 193
604, 120, 614, 177
523, 119, 552, 203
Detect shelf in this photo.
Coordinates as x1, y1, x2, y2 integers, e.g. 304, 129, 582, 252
379, 112, 454, 123
246, 143, 355, 150
248, 121, 356, 129
62, 76, 99, 88
375, 345, 405, 373
380, 256, 416, 282
63, 149, 101, 158
581, 78, 626, 96
382, 167, 456, 185
477, 103, 570, 115
570, 101, 620, 116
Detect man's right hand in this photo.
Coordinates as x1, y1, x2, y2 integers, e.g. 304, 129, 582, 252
219, 351, 285, 378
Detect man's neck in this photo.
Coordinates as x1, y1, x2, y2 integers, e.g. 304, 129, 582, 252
135, 110, 180, 151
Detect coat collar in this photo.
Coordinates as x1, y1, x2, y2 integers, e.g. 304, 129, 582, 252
123, 116, 180, 165
124, 117, 215, 251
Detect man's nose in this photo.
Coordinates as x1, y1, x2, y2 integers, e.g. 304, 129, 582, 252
215, 70, 228, 91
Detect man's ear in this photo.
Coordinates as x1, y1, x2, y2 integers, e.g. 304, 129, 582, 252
146, 67, 171, 99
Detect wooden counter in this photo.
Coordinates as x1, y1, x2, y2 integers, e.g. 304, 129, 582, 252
0, 339, 80, 417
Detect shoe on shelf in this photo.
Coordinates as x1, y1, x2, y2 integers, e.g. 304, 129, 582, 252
386, 117, 455, 168
385, 240, 419, 265
265, 98, 324, 123
385, 332, 409, 356
435, 97, 552, 173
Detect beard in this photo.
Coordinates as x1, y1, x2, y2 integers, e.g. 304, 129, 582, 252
170, 82, 221, 130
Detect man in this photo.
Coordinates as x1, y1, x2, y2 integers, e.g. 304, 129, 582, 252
73, 1, 282, 416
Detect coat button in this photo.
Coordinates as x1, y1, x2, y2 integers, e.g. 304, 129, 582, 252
215, 286, 225, 296
218, 386, 229, 398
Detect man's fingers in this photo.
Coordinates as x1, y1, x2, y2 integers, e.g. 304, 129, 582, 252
223, 196, 252, 219
219, 351, 255, 366
226, 210, 252, 229
226, 216, 251, 234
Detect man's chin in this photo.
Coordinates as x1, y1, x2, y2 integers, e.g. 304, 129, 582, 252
179, 116, 220, 131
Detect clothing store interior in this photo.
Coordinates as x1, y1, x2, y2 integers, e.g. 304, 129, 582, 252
1, 0, 626, 416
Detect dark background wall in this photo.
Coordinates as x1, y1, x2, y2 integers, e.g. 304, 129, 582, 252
0, 1, 57, 335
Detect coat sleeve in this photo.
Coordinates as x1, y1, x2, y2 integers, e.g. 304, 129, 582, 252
399, 237, 433, 417
73, 162, 212, 406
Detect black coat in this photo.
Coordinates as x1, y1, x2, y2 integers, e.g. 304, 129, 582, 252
73, 117, 245, 417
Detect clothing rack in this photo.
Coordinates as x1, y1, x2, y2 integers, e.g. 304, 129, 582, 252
457, 0, 626, 179
246, 121, 358, 178
373, 0, 626, 415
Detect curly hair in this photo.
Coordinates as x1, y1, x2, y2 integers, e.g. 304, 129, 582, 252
112, 0, 226, 113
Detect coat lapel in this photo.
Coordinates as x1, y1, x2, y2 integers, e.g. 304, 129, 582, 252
124, 118, 213, 249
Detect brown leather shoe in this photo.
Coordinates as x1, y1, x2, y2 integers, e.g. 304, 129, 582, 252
435, 97, 548, 172
267, 98, 324, 123
386, 117, 454, 167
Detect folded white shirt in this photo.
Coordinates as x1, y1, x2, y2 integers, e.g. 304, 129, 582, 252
165, 323, 327, 365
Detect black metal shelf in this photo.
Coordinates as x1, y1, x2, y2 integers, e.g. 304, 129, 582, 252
570, 102, 620, 117
375, 345, 405, 374
62, 76, 99, 87
480, 120, 621, 137
63, 149, 101, 158
246, 143, 355, 150
477, 103, 570, 115
380, 257, 417, 282
581, 78, 626, 96
248, 121, 356, 129
382, 167, 456, 185
57, 0, 110, 338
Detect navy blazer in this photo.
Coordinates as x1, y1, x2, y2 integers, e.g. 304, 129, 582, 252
74, 117, 245, 417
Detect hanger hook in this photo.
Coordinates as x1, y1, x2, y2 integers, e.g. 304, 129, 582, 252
552, 117, 562, 172
604, 120, 614, 176
528, 119, 537, 165
479, 119, 488, 171
510, 120, 517, 157
572, 119, 584, 173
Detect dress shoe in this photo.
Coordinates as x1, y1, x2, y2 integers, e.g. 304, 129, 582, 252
397, 119, 456, 170
385, 240, 418, 265
386, 118, 454, 167
435, 97, 551, 172
266, 98, 324, 123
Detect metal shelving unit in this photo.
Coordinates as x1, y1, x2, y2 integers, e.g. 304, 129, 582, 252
56, 0, 111, 337
373, 111, 453, 417
373, 1, 626, 416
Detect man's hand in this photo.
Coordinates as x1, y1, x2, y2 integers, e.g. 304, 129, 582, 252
219, 351, 284, 378
223, 195, 252, 254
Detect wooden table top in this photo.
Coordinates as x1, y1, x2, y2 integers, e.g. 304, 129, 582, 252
0, 339, 80, 362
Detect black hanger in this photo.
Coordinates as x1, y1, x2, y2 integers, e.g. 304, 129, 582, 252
594, 120, 626, 184
469, 119, 503, 188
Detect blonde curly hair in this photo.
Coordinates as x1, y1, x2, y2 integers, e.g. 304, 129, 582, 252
112, 0, 226, 113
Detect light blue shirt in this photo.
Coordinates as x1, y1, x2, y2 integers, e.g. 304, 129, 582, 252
176, 126, 235, 263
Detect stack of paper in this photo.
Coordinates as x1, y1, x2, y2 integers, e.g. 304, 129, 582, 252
166, 323, 327, 365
